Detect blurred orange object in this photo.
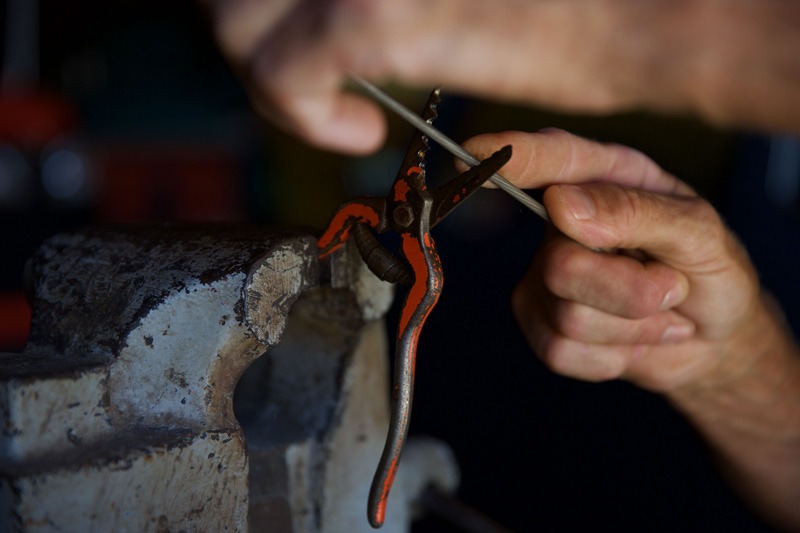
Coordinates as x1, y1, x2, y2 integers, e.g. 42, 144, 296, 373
0, 291, 31, 352
0, 90, 78, 147
96, 143, 245, 223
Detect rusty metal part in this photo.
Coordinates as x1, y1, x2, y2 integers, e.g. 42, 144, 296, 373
318, 89, 513, 528
419, 485, 513, 533
0, 225, 458, 532
352, 222, 412, 286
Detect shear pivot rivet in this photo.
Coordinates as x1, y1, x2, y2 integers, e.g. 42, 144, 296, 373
393, 205, 414, 227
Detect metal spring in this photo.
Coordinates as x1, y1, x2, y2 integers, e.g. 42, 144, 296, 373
351, 223, 412, 286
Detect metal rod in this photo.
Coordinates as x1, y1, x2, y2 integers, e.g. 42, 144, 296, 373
420, 485, 515, 533
348, 74, 549, 221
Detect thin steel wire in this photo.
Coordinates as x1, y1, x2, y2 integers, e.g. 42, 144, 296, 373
348, 74, 549, 221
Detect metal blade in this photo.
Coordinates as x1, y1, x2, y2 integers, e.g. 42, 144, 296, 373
348, 74, 549, 221
429, 144, 512, 228
391, 87, 439, 192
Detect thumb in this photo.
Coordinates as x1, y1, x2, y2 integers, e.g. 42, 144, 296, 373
544, 183, 762, 343
544, 183, 732, 272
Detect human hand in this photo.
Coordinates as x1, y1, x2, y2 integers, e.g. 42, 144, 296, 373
461, 129, 780, 393
207, 0, 800, 153
205, 0, 664, 154
462, 129, 800, 527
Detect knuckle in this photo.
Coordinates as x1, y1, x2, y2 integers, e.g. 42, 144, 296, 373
592, 359, 626, 382
613, 187, 647, 242
688, 198, 724, 234
539, 336, 574, 375
539, 336, 628, 383
512, 260, 541, 322
526, 318, 553, 359
637, 322, 664, 344
541, 245, 584, 297
630, 317, 667, 344
624, 281, 664, 319
680, 197, 726, 250
215, 23, 250, 60
511, 282, 534, 327
552, 300, 588, 339
590, 185, 647, 249
584, 346, 630, 382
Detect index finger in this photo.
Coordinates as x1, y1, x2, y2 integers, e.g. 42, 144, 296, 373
214, 0, 387, 154
461, 129, 695, 196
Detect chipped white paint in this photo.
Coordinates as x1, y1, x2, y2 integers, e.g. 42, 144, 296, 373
330, 241, 394, 322
16, 430, 248, 533
353, 260, 395, 322
111, 273, 251, 428
0, 367, 111, 461
1, 230, 457, 532
248, 316, 459, 533
246, 241, 318, 345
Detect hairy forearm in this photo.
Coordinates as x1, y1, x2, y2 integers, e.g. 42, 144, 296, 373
668, 293, 800, 528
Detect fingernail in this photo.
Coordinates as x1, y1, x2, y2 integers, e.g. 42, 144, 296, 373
660, 288, 680, 310
660, 290, 672, 310
559, 185, 595, 220
661, 323, 692, 343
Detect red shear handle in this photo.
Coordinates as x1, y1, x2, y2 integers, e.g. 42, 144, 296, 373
368, 232, 443, 528
318, 201, 381, 258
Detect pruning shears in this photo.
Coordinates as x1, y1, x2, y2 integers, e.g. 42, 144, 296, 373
318, 87, 512, 528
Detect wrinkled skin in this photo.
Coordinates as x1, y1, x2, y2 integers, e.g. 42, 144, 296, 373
461, 129, 800, 529
203, 0, 800, 527
206, 0, 800, 153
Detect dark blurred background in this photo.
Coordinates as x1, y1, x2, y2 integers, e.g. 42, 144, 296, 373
2, 1, 799, 531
